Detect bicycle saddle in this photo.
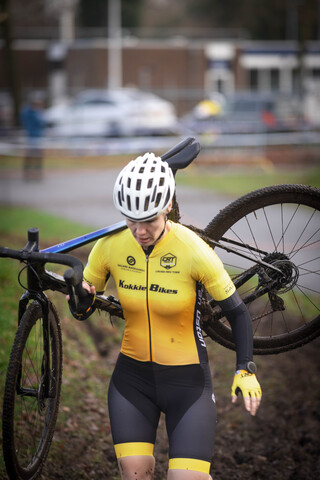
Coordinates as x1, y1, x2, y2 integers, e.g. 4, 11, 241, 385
161, 137, 200, 172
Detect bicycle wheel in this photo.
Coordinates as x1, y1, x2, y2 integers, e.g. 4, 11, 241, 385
202, 184, 320, 354
2, 300, 62, 480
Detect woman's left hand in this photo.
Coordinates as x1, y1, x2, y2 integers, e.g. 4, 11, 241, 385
231, 370, 262, 416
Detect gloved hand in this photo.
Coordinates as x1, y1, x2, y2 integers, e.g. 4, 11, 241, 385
67, 281, 97, 321
68, 292, 96, 321
231, 370, 262, 416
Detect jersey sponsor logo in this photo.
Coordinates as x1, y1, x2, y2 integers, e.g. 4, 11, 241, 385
118, 280, 177, 294
119, 280, 146, 291
160, 253, 177, 270
195, 309, 206, 347
118, 263, 144, 273
127, 256, 136, 266
150, 284, 178, 294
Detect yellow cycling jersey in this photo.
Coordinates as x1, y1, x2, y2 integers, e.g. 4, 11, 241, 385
83, 221, 235, 365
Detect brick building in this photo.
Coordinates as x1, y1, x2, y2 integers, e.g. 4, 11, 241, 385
1, 36, 320, 116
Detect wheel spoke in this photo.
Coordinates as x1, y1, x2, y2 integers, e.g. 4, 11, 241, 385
203, 185, 320, 354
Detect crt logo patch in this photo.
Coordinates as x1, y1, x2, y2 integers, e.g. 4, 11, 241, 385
160, 253, 177, 270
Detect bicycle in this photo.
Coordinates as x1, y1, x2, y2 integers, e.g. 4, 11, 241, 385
0, 136, 319, 480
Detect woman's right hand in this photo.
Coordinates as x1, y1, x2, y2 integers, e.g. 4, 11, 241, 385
66, 281, 96, 301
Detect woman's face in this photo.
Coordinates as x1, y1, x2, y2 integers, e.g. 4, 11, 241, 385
126, 212, 168, 247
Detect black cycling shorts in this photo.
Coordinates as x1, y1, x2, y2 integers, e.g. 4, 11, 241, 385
108, 353, 216, 473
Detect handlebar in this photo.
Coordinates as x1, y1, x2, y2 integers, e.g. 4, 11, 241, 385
0, 245, 90, 310
0, 244, 124, 320
0, 246, 85, 290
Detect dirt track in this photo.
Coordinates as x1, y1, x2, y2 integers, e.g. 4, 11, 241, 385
1, 292, 319, 480
41, 328, 320, 480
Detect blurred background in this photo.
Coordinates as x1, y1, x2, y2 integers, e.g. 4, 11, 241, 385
0, 0, 320, 159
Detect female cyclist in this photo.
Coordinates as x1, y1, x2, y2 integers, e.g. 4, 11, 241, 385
74, 153, 262, 480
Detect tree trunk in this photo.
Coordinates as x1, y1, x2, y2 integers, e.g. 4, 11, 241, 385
0, 0, 21, 127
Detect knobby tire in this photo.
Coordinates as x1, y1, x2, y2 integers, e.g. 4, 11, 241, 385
202, 184, 320, 354
2, 301, 62, 480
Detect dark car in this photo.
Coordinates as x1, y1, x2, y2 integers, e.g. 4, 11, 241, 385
180, 92, 305, 135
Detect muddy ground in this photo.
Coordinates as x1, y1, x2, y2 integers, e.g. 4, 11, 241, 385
2, 310, 319, 480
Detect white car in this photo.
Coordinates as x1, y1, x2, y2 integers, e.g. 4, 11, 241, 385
44, 89, 178, 137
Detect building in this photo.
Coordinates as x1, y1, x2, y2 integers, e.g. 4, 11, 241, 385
1, 35, 320, 119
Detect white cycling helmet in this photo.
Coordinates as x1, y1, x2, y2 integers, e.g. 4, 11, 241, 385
113, 152, 175, 221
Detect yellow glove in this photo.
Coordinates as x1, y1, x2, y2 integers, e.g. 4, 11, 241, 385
231, 370, 262, 416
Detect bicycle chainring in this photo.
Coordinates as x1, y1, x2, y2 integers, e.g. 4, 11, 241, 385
260, 253, 299, 294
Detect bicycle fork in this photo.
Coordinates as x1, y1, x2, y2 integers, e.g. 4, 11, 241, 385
16, 294, 56, 411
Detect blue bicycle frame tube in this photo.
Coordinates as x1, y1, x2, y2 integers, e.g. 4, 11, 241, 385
41, 221, 127, 254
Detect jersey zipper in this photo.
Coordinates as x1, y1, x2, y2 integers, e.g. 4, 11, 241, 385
145, 253, 153, 361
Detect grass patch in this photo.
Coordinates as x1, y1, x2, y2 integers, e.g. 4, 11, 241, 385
0, 153, 134, 171
0, 205, 98, 246
176, 165, 320, 196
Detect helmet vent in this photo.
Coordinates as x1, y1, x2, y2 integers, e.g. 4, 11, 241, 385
164, 188, 171, 206
147, 178, 153, 188
144, 196, 150, 211
127, 178, 131, 188
136, 179, 142, 191
127, 195, 131, 211
155, 192, 162, 207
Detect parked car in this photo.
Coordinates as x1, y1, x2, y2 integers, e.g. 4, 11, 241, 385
180, 92, 306, 135
44, 89, 178, 137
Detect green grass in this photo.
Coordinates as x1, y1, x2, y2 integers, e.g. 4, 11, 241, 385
0, 205, 98, 245
176, 165, 320, 197
0, 153, 133, 171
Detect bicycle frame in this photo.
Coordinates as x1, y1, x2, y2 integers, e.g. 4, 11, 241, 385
41, 220, 127, 254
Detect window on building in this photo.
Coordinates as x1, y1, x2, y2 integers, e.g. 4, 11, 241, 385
292, 68, 300, 93
216, 78, 224, 93
270, 68, 280, 91
249, 69, 258, 90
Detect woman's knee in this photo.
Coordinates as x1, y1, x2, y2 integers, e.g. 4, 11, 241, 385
167, 470, 212, 480
118, 455, 155, 480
